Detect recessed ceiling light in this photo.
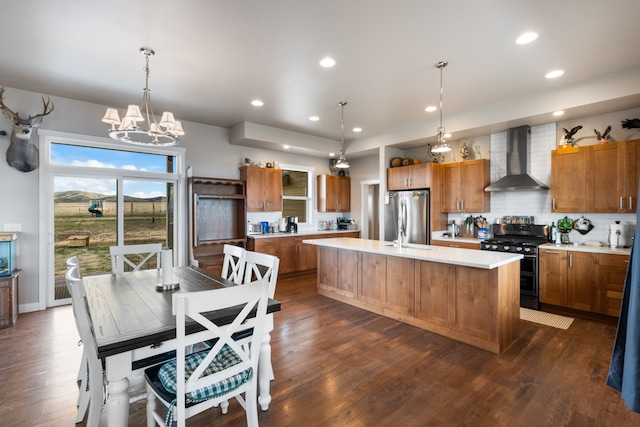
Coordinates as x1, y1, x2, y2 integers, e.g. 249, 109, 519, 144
319, 57, 336, 68
251, 99, 264, 107
329, 152, 335, 157
516, 32, 539, 45
545, 70, 564, 79
309, 116, 319, 121
553, 110, 565, 116
283, 145, 290, 149
353, 127, 362, 133
425, 106, 437, 112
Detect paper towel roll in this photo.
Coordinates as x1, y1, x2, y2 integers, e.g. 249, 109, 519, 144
162, 248, 173, 285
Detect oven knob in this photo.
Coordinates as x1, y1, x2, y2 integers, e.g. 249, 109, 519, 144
503, 245, 510, 251
516, 247, 523, 252
491, 245, 498, 250
523, 247, 532, 253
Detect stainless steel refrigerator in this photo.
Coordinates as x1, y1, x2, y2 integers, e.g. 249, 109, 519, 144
383, 190, 430, 245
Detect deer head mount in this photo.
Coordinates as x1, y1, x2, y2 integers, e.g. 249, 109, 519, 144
0, 86, 54, 172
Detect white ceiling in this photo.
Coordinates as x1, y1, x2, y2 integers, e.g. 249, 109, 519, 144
1, 0, 639, 156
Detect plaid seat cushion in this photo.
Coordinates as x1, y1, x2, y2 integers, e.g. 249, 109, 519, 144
158, 344, 253, 403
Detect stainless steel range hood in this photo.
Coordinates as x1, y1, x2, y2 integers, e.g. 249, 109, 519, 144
484, 125, 549, 192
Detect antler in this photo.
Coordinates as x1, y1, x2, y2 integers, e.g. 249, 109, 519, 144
28, 96, 54, 124
0, 86, 19, 120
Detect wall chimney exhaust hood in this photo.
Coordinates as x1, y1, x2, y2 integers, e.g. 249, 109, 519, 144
484, 125, 549, 192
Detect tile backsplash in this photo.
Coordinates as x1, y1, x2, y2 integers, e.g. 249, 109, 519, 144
448, 123, 636, 245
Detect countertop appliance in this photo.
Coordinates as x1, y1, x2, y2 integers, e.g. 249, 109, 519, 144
480, 223, 549, 310
383, 190, 429, 245
609, 222, 631, 248
286, 216, 298, 233
248, 223, 263, 235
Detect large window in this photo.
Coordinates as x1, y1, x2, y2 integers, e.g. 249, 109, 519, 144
281, 167, 312, 223
39, 131, 185, 308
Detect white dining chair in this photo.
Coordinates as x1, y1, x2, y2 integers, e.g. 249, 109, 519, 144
221, 244, 246, 284
109, 243, 163, 274
67, 266, 103, 427
144, 276, 271, 427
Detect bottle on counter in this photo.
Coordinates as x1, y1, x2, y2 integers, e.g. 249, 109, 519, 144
550, 221, 556, 243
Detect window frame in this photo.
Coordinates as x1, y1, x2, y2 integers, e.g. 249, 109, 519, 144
280, 164, 314, 226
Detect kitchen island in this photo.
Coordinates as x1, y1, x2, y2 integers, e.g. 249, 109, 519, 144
303, 237, 523, 354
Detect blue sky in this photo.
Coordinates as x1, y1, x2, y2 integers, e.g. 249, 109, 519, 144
52, 143, 173, 199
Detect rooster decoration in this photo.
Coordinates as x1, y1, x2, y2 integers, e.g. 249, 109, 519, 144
622, 118, 640, 129
560, 125, 582, 147
594, 125, 612, 143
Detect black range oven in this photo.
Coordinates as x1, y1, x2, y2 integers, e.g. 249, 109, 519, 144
480, 224, 549, 310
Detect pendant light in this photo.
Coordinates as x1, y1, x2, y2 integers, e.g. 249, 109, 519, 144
431, 60, 451, 153
334, 101, 350, 169
101, 47, 184, 146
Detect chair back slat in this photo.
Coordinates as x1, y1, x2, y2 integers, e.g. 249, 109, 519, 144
109, 243, 163, 273
221, 244, 246, 284
243, 251, 280, 298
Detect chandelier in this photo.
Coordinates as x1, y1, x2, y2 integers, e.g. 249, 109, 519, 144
431, 60, 451, 153
101, 47, 184, 146
334, 101, 350, 169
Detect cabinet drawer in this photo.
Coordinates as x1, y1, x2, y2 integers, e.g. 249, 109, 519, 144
598, 254, 629, 267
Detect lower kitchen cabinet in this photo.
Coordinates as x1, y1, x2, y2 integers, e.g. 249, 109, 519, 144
317, 246, 358, 298
358, 253, 414, 315
248, 232, 359, 275
539, 248, 627, 316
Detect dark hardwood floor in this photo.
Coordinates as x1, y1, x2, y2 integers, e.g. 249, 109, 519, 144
2, 272, 640, 426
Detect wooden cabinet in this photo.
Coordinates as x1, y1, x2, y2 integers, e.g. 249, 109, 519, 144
540, 248, 627, 315
189, 177, 246, 275
240, 166, 283, 212
387, 163, 433, 190
358, 253, 414, 315
597, 254, 628, 316
551, 147, 585, 212
552, 140, 640, 213
0, 271, 19, 328
415, 261, 455, 326
442, 159, 490, 213
317, 175, 350, 212
317, 246, 358, 298
539, 248, 568, 306
248, 232, 359, 275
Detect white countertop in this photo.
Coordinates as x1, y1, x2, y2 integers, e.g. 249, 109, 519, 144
248, 229, 359, 239
303, 237, 522, 269
540, 242, 631, 256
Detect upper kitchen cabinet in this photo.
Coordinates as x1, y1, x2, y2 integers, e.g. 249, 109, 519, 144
387, 163, 433, 190
551, 147, 586, 212
442, 159, 490, 213
317, 175, 350, 212
552, 140, 640, 213
240, 166, 283, 212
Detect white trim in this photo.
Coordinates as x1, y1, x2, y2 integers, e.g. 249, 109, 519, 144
38, 129, 187, 308
280, 163, 314, 226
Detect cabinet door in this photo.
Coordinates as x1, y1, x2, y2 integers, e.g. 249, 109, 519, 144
276, 237, 297, 274
623, 139, 640, 212
539, 249, 568, 306
415, 260, 456, 326
567, 251, 598, 311
264, 168, 283, 211
337, 249, 358, 298
442, 163, 461, 212
387, 167, 409, 190
296, 237, 317, 271
337, 176, 350, 211
597, 254, 628, 316
587, 144, 625, 212
243, 167, 266, 211
551, 148, 585, 212
460, 160, 490, 212
317, 247, 338, 291
359, 252, 386, 307
385, 257, 414, 316
456, 267, 497, 341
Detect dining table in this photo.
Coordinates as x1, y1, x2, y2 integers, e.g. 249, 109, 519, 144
83, 265, 281, 427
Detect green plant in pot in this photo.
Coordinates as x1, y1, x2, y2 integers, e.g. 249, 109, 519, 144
557, 216, 573, 243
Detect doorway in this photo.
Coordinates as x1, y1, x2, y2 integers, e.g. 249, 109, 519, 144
360, 180, 380, 240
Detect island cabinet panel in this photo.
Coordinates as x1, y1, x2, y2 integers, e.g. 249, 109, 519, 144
315, 243, 521, 354
317, 247, 357, 298
455, 267, 498, 342
415, 261, 456, 327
